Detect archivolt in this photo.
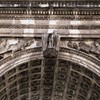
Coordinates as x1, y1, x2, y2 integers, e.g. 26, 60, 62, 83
0, 47, 100, 77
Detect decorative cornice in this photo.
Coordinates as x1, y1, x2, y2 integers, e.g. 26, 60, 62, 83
0, 15, 99, 20
0, 33, 100, 38
0, 9, 99, 15
0, 24, 100, 29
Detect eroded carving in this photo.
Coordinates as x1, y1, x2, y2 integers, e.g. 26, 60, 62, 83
47, 30, 58, 48
0, 38, 41, 58
61, 39, 100, 60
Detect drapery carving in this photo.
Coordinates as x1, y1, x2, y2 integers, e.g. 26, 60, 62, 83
47, 30, 58, 48
60, 39, 100, 60
0, 38, 42, 59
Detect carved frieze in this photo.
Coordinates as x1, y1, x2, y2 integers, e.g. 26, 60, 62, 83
0, 38, 42, 60
60, 39, 100, 60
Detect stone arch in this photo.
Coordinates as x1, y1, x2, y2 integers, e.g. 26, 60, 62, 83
0, 47, 100, 77
0, 48, 100, 100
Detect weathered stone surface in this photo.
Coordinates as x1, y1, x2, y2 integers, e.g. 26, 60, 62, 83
0, 0, 100, 100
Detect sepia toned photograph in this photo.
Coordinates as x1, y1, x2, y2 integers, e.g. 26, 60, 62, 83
0, 0, 100, 100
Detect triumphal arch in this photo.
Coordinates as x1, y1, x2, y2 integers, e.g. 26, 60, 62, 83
0, 0, 100, 100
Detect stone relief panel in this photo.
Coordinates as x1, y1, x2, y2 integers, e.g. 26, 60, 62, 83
0, 38, 42, 60
60, 39, 100, 60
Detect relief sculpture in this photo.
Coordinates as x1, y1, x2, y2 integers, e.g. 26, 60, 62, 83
47, 30, 58, 48
66, 40, 100, 60
0, 39, 39, 58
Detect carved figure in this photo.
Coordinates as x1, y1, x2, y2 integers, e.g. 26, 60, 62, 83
47, 30, 58, 48
0, 39, 30, 55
